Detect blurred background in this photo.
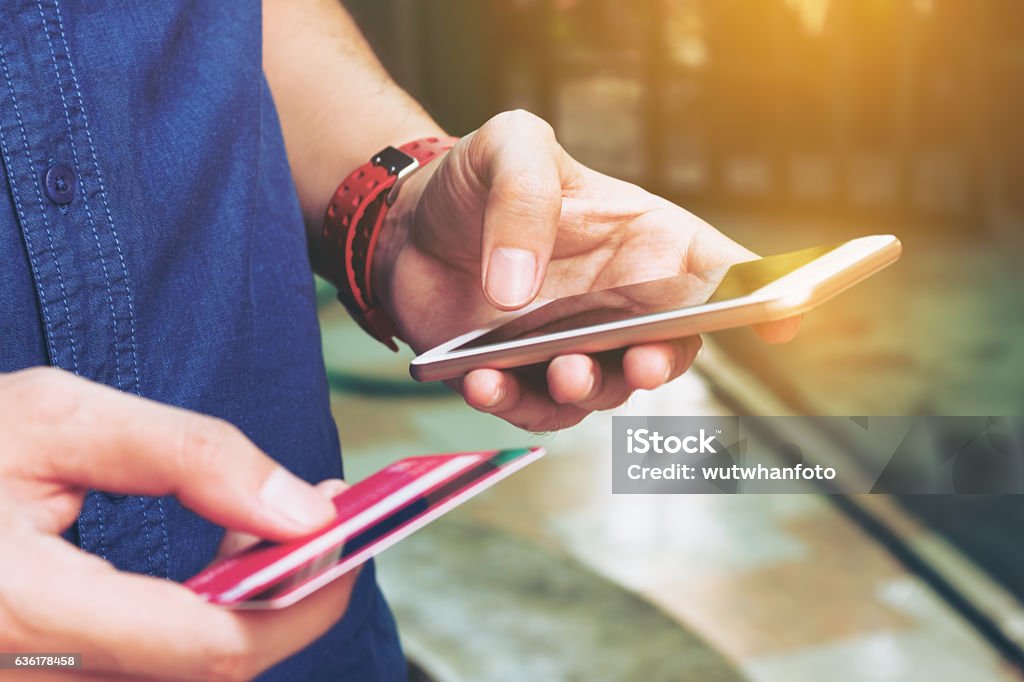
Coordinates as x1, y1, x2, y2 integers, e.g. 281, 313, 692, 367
324, 1, 1024, 680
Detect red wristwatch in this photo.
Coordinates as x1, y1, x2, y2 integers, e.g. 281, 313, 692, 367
322, 136, 458, 351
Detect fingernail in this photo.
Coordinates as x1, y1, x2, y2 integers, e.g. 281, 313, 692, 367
581, 371, 598, 401
661, 359, 674, 384
316, 478, 349, 498
259, 467, 336, 532
482, 382, 505, 408
486, 248, 537, 308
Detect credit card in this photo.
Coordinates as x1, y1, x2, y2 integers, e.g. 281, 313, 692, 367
185, 446, 545, 609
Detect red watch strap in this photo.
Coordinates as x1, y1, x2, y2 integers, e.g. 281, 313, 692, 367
323, 136, 458, 350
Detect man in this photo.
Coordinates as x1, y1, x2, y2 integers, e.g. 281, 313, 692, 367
0, 1, 797, 679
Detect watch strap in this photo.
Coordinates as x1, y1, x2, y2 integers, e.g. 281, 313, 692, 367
323, 136, 458, 350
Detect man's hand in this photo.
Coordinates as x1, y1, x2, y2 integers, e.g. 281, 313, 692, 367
262, 3, 796, 432
0, 368, 353, 682
373, 110, 800, 432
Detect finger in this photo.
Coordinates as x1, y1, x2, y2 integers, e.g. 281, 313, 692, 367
1, 368, 335, 539
313, 478, 350, 498
681, 225, 803, 345
217, 479, 348, 559
215, 529, 262, 561
623, 337, 703, 390
462, 368, 589, 432
546, 354, 631, 412
682, 220, 757, 274
10, 533, 356, 681
753, 314, 803, 344
230, 566, 360, 677
469, 110, 574, 310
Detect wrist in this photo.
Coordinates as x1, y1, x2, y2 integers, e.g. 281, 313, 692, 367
320, 135, 456, 350
305, 122, 447, 232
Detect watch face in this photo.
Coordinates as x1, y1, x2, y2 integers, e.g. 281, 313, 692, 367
371, 145, 418, 176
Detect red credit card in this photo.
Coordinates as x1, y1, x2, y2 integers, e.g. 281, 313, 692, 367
186, 447, 545, 609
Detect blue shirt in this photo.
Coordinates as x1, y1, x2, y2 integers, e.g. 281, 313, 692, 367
0, 2, 404, 679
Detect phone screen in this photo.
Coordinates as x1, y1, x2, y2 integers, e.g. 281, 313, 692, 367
455, 244, 836, 350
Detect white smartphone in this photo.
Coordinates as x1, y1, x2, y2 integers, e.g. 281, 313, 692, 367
410, 234, 902, 382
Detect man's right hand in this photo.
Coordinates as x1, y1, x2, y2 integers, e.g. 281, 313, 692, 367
0, 368, 354, 681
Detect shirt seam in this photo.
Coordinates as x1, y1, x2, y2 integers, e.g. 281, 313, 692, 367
51, 0, 142, 396
34, 0, 123, 391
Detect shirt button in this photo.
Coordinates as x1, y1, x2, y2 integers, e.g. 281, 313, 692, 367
44, 163, 77, 205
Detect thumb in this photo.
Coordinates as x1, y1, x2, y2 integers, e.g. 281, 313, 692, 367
216, 479, 348, 558
470, 110, 572, 310
4, 368, 336, 541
